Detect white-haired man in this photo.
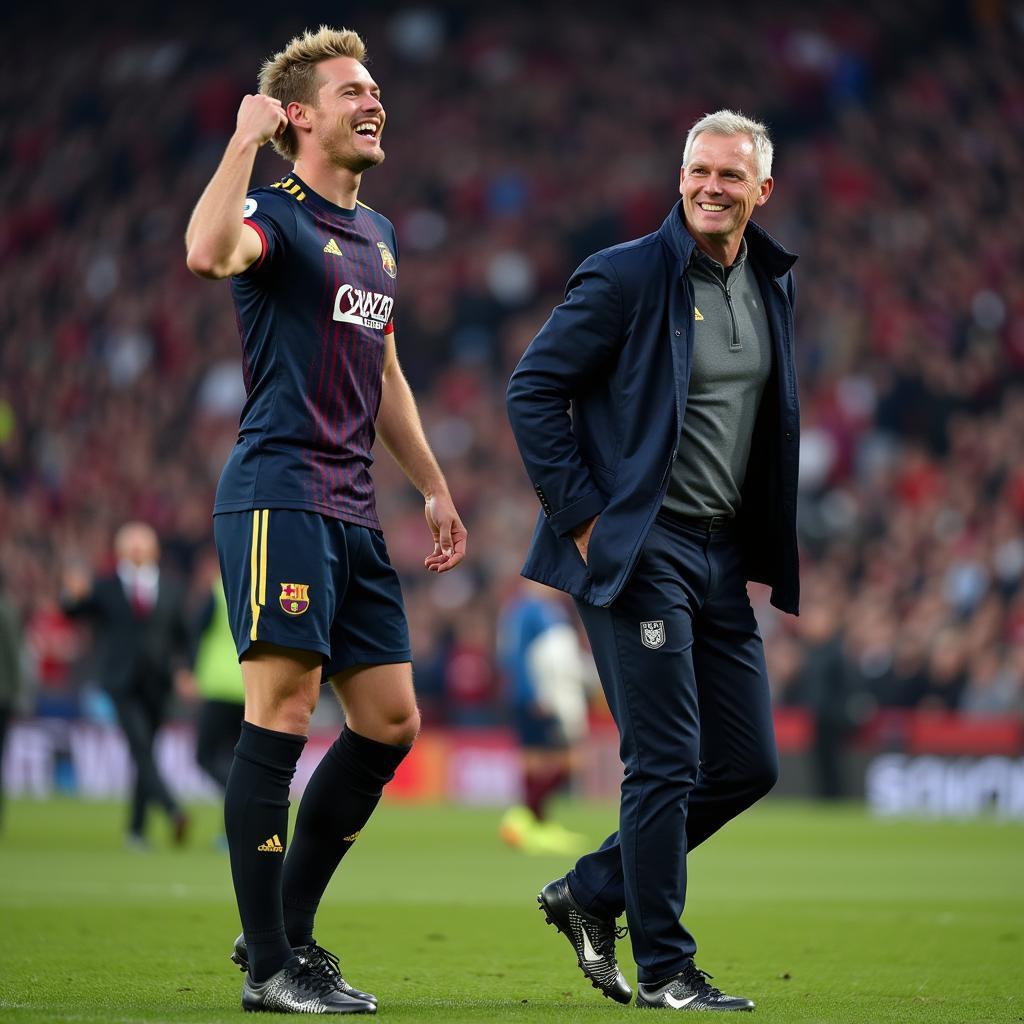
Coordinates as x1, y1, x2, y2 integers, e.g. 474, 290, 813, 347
508, 110, 800, 1011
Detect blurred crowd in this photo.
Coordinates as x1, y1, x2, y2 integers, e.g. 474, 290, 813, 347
2, 0, 1023, 727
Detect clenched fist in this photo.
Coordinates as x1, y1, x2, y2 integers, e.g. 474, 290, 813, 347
235, 94, 289, 148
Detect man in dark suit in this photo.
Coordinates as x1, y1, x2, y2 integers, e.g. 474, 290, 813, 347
63, 522, 190, 846
508, 110, 799, 1012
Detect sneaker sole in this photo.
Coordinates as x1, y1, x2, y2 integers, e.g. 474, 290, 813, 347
232, 949, 377, 1006
242, 1000, 375, 1015
636, 1001, 754, 1012
537, 894, 631, 1004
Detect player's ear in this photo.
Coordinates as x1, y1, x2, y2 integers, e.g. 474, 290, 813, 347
286, 101, 312, 132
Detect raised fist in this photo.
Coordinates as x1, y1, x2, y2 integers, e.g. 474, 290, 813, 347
235, 93, 289, 147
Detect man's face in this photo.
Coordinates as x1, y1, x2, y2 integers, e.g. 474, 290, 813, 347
306, 56, 385, 172
116, 525, 159, 568
679, 132, 772, 252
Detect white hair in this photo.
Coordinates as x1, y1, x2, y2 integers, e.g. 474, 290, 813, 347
682, 109, 774, 183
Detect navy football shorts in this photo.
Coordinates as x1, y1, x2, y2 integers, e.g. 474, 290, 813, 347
214, 509, 411, 677
513, 706, 570, 750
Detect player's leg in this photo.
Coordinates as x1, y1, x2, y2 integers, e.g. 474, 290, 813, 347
224, 643, 319, 981
524, 745, 567, 822
281, 523, 414, 958
214, 510, 337, 985
281, 672, 416, 945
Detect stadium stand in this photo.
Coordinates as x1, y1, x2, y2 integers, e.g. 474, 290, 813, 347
1, 0, 1021, 737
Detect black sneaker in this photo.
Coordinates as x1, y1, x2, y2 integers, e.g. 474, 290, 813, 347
241, 957, 375, 1014
231, 935, 377, 1005
537, 877, 632, 1004
636, 961, 754, 1012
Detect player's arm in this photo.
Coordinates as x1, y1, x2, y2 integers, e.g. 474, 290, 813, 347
376, 328, 467, 573
185, 94, 288, 279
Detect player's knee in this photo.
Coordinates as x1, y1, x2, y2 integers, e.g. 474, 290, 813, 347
257, 689, 318, 736
363, 705, 419, 748
385, 706, 420, 748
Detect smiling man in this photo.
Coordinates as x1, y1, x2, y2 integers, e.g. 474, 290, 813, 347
186, 26, 466, 1016
508, 110, 799, 1011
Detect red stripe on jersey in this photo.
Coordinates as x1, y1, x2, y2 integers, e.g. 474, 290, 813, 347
244, 219, 268, 271
316, 224, 343, 510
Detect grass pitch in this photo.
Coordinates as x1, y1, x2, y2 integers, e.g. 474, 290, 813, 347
0, 797, 1020, 1023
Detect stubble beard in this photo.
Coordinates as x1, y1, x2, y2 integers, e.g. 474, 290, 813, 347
323, 129, 385, 174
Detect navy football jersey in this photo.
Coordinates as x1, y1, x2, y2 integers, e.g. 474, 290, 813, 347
214, 172, 400, 530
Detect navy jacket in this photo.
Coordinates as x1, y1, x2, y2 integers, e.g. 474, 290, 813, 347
507, 201, 800, 614
63, 573, 190, 699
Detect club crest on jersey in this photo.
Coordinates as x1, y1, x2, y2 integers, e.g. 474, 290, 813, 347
243, 197, 258, 218
640, 620, 666, 650
333, 283, 394, 330
279, 583, 310, 616
377, 241, 397, 279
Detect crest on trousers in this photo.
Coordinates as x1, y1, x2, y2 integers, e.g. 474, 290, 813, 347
279, 583, 310, 616
641, 620, 665, 650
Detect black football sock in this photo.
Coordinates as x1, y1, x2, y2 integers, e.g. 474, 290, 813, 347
224, 721, 306, 982
525, 765, 570, 821
282, 726, 410, 947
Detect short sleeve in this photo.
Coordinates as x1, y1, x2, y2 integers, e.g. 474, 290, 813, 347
385, 218, 399, 333
239, 190, 293, 276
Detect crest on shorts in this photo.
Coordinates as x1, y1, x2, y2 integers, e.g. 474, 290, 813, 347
640, 620, 665, 650
377, 241, 397, 279
279, 583, 310, 616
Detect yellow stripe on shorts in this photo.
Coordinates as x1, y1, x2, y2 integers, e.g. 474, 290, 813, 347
259, 509, 269, 606
249, 509, 270, 641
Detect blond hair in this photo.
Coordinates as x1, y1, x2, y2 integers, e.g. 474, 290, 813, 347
683, 109, 774, 184
258, 26, 368, 161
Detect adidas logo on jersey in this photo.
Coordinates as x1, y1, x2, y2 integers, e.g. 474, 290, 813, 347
258, 834, 284, 853
323, 238, 343, 256
332, 283, 394, 331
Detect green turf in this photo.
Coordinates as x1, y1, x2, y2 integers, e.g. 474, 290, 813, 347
0, 797, 1020, 1022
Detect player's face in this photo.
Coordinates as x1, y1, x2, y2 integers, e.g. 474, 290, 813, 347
313, 56, 386, 173
679, 132, 772, 253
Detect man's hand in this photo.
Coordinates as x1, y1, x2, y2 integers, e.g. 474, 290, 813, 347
174, 668, 199, 704
235, 94, 289, 148
572, 515, 599, 565
423, 493, 468, 573
61, 564, 92, 602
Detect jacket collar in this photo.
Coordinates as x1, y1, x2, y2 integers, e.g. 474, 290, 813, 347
659, 200, 797, 279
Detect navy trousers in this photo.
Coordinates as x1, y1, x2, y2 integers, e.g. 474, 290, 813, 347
567, 512, 778, 984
